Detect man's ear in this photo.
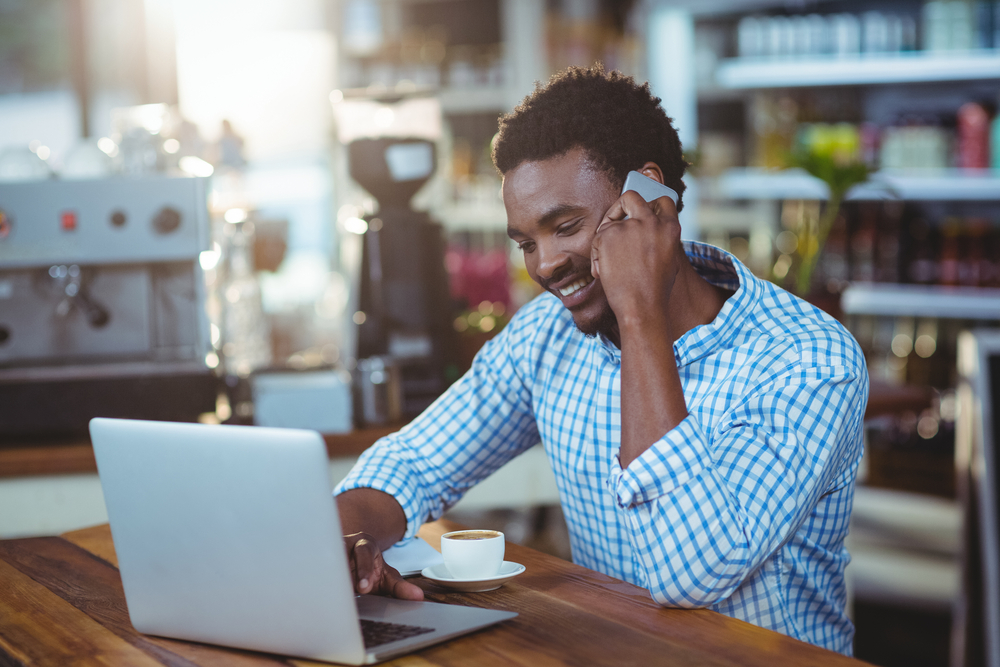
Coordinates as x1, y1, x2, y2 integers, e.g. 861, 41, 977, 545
638, 162, 665, 185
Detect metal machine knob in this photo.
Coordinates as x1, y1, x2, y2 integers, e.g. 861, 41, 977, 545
152, 206, 182, 234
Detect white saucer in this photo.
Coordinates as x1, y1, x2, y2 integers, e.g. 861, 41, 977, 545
420, 561, 526, 592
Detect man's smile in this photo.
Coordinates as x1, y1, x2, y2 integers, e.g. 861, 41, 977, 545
548, 271, 598, 309
558, 274, 593, 297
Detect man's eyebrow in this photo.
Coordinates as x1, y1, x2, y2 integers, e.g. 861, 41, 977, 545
507, 203, 586, 240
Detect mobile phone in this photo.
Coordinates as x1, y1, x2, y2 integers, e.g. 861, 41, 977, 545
621, 170, 679, 206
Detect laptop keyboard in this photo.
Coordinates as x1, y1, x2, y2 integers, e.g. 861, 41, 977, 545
360, 619, 435, 648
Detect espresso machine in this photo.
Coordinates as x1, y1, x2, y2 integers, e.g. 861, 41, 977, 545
0, 176, 217, 438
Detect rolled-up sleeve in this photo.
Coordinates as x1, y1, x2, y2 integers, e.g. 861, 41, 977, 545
335, 306, 544, 539
606, 364, 867, 608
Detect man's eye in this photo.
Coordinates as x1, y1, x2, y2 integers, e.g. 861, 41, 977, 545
557, 220, 582, 235
518, 241, 535, 253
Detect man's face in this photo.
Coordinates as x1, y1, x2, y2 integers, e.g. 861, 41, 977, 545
503, 148, 619, 337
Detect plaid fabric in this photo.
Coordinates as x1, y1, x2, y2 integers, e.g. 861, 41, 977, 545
336, 241, 868, 654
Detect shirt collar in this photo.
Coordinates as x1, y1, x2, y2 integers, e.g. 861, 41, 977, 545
594, 241, 761, 366
674, 241, 761, 366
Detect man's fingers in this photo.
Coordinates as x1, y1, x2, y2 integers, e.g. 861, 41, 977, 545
350, 537, 379, 594
597, 191, 639, 234
368, 558, 424, 600
596, 199, 627, 234
596, 191, 681, 251
590, 238, 601, 279
388, 569, 425, 601
648, 193, 679, 222
347, 534, 424, 600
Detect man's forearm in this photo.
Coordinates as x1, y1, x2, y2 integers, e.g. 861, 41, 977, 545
336, 488, 408, 551
618, 313, 688, 469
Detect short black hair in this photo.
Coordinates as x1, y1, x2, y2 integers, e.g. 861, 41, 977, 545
492, 64, 687, 211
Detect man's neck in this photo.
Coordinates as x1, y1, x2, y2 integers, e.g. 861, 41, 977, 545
606, 256, 731, 349
668, 260, 733, 340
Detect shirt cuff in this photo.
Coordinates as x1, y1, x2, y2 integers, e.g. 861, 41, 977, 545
334, 444, 429, 541
607, 415, 710, 508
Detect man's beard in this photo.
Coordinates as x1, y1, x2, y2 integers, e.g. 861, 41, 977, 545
575, 300, 618, 339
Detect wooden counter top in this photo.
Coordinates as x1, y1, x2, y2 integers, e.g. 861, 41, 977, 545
0, 425, 401, 478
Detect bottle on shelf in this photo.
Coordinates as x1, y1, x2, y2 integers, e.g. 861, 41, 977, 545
974, 0, 996, 48
735, 5, 931, 60
956, 102, 990, 170
747, 92, 998, 173
922, 0, 976, 51
938, 219, 963, 286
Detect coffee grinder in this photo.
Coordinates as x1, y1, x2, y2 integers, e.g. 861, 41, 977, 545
340, 96, 457, 419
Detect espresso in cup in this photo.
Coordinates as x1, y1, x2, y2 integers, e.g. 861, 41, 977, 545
447, 530, 499, 541
440, 530, 505, 579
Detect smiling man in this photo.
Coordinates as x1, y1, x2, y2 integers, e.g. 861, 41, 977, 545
334, 66, 868, 655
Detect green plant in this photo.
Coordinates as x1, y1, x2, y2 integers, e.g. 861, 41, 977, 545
786, 150, 870, 296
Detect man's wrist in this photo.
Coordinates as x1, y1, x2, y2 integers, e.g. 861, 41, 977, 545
616, 308, 672, 345
336, 488, 408, 550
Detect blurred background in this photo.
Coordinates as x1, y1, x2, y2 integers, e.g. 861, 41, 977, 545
1, 0, 999, 665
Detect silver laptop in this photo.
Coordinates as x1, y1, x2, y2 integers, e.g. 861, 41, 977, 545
90, 417, 516, 665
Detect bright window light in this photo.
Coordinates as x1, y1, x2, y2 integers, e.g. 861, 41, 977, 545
224, 208, 248, 223
343, 217, 368, 235
179, 156, 214, 177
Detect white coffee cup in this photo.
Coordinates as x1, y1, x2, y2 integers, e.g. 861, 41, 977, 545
440, 529, 505, 580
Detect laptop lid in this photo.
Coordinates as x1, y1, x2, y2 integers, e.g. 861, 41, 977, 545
91, 418, 368, 664
91, 418, 517, 665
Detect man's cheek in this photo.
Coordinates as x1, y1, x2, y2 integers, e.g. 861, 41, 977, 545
525, 261, 543, 287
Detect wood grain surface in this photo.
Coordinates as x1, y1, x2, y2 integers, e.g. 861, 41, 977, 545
0, 522, 871, 666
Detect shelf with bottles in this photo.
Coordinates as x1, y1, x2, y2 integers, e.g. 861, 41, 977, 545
714, 0, 1000, 89
698, 1, 1000, 212
842, 282, 1000, 318
335, 65, 511, 115
335, 0, 644, 116
336, 0, 512, 114
702, 196, 1000, 299
701, 85, 1000, 206
717, 167, 1000, 201
338, 82, 512, 119
796, 197, 1000, 291
716, 50, 1000, 89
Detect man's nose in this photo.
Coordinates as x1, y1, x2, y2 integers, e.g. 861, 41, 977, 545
535, 241, 571, 282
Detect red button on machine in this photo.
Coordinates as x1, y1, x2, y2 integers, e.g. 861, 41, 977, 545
61, 211, 77, 231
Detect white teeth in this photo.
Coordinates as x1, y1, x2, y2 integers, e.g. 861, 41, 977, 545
559, 275, 593, 297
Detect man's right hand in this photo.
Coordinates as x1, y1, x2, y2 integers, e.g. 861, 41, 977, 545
344, 531, 424, 601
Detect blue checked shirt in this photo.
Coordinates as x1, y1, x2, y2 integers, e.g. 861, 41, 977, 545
336, 241, 868, 654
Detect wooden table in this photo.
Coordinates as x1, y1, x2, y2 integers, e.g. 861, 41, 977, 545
0, 521, 870, 666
